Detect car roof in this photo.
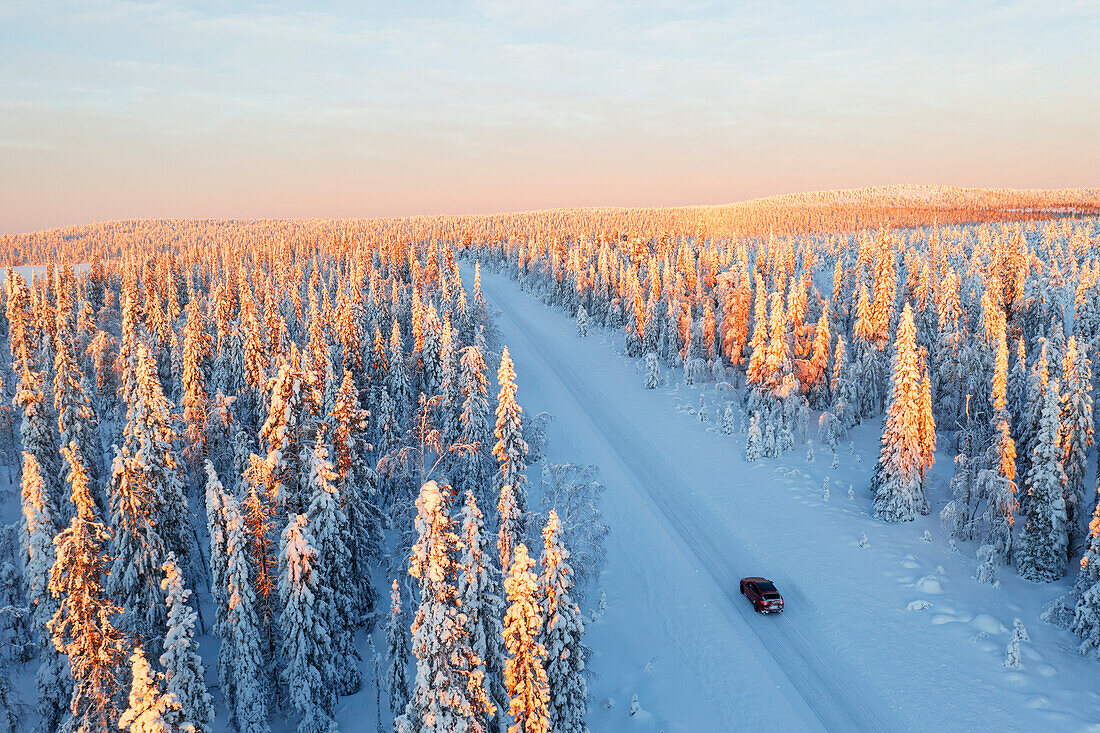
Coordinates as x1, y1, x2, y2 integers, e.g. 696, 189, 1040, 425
741, 576, 770, 583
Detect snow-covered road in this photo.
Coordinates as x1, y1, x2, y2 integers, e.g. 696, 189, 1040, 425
477, 269, 895, 731
473, 263, 1100, 732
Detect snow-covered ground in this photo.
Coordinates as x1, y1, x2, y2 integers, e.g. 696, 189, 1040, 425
471, 265, 1100, 731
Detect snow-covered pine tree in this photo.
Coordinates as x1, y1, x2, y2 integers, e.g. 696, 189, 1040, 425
539, 512, 587, 733
305, 434, 361, 696
576, 306, 588, 337
1017, 376, 1070, 582
457, 491, 509, 729
160, 554, 214, 732
118, 647, 183, 733
495, 347, 529, 573
48, 443, 127, 733
872, 303, 933, 522
278, 512, 337, 733
386, 580, 411, 722
400, 480, 495, 732
502, 543, 550, 733
20, 452, 69, 733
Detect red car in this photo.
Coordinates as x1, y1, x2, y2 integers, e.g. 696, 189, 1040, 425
740, 577, 784, 614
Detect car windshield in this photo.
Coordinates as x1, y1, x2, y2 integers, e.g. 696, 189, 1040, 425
757, 582, 777, 593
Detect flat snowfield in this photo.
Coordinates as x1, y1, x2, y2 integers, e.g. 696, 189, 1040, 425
469, 264, 1100, 732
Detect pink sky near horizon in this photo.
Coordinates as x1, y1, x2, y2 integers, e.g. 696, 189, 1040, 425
2, 1, 1098, 234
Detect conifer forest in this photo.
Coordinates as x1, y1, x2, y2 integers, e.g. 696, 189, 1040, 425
3, 2, 1100, 731
0, 188, 1097, 731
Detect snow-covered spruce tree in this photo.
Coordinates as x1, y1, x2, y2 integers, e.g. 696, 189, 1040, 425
441, 337, 465, 448
20, 451, 69, 732
975, 544, 998, 586
872, 303, 933, 522
1003, 628, 1022, 669
118, 646, 182, 732
180, 294, 212, 474
53, 328, 101, 505
457, 342, 496, 514
1072, 536, 1100, 633
305, 434, 361, 696
1017, 341, 1050, 501
495, 347, 529, 573
386, 580, 411, 722
278, 512, 337, 733
388, 320, 413, 427
818, 409, 842, 456
220, 493, 270, 733
1017, 377, 1069, 583
14, 356, 64, 521
457, 491, 509, 729
745, 412, 763, 462
1061, 336, 1093, 554
575, 306, 588, 338
539, 512, 587, 733
48, 443, 127, 733
334, 371, 382, 626
260, 348, 305, 513
240, 454, 279, 679
721, 403, 736, 435
204, 461, 230, 639
400, 480, 495, 732
802, 309, 831, 408
983, 323, 1018, 564
421, 304, 445, 397
110, 341, 191, 640
831, 334, 860, 429
644, 352, 659, 389
160, 554, 214, 732
503, 543, 551, 733
1070, 496, 1100, 652
106, 443, 172, 643
1008, 337, 1029, 443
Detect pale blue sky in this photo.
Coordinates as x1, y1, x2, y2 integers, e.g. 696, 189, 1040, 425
1, 1, 1097, 233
